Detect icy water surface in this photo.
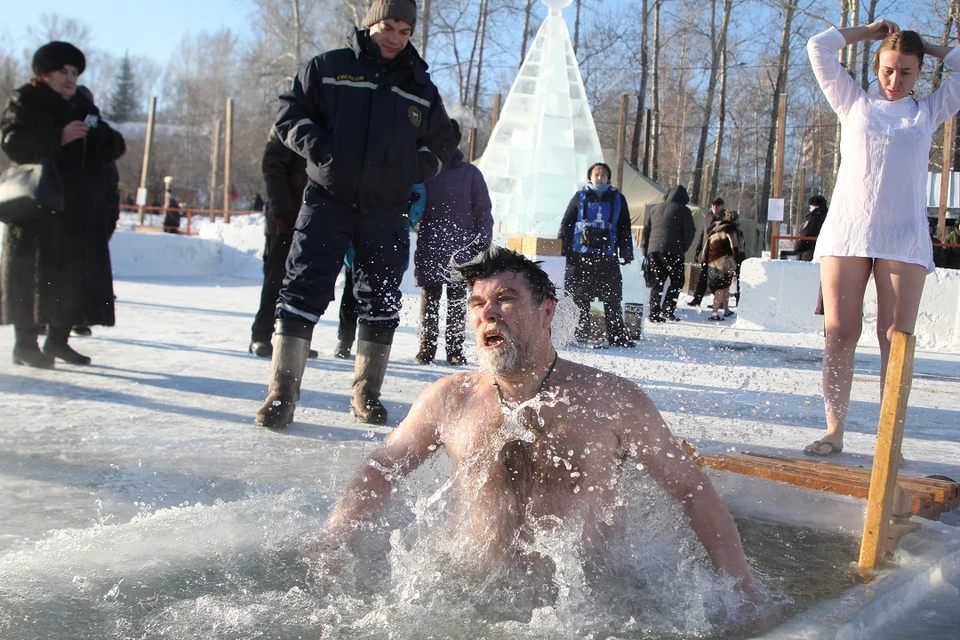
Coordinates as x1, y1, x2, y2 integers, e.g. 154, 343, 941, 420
0, 470, 869, 640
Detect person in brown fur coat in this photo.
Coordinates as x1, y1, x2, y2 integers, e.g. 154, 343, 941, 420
705, 211, 744, 321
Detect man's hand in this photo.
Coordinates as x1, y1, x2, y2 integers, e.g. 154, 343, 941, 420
61, 121, 88, 145
620, 258, 632, 266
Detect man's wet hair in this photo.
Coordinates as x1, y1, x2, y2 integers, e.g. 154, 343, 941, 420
452, 246, 557, 304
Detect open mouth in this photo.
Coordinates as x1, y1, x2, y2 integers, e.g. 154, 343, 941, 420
482, 328, 506, 348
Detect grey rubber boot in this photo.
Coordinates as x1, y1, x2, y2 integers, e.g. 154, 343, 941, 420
255, 334, 311, 429
351, 339, 392, 425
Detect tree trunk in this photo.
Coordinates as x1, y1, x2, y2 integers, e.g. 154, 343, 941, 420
709, 43, 728, 202
758, 0, 797, 226
630, 0, 650, 166
573, 0, 583, 55
651, 0, 662, 182
859, 0, 878, 90
462, 2, 485, 104
471, 0, 490, 115
848, 0, 859, 85
692, 0, 732, 205
833, 0, 849, 182
519, 0, 534, 68
292, 0, 303, 70
420, 0, 433, 59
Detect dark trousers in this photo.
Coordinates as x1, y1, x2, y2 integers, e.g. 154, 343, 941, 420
565, 254, 629, 344
647, 251, 684, 319
251, 233, 293, 343
338, 266, 359, 348
691, 261, 709, 303
419, 282, 467, 358
277, 183, 410, 331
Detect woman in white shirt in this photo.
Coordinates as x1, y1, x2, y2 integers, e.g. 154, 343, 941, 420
804, 20, 960, 455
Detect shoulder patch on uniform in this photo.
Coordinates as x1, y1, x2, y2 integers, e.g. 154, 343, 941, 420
407, 106, 422, 128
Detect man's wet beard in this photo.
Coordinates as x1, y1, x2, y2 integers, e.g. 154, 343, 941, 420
478, 324, 522, 375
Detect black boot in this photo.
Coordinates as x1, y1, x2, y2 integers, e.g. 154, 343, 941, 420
351, 328, 393, 425
333, 340, 353, 359
255, 334, 312, 429
12, 325, 54, 369
415, 286, 440, 364
43, 325, 91, 365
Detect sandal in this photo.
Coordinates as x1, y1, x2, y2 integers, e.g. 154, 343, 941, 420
803, 439, 843, 456
708, 313, 723, 321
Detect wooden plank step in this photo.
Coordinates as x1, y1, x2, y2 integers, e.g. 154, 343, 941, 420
738, 453, 959, 498
730, 453, 956, 505
693, 450, 960, 520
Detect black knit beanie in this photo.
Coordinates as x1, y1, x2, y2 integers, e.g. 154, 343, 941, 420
587, 162, 612, 182
362, 0, 417, 32
809, 195, 828, 208
32, 41, 86, 77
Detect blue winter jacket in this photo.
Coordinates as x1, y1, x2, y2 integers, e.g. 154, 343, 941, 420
274, 28, 456, 212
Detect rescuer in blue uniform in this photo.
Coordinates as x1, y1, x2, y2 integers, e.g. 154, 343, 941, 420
256, 0, 456, 428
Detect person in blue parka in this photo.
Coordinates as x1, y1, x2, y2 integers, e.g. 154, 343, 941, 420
256, 0, 456, 428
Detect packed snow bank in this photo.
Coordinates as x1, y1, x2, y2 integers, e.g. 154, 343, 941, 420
109, 230, 263, 279
737, 258, 960, 352
105, 228, 960, 351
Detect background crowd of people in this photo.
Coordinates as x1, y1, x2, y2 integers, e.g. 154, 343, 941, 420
4, 10, 959, 468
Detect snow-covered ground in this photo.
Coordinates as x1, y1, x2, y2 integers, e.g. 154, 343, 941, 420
2, 222, 959, 638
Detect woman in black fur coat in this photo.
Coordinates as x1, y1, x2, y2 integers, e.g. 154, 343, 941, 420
1, 41, 125, 368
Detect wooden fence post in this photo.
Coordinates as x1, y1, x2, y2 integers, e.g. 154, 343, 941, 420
858, 331, 917, 574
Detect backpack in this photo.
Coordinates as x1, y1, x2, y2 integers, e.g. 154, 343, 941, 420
573, 189, 620, 256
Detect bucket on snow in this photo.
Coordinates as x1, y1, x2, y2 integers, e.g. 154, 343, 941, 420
624, 302, 644, 340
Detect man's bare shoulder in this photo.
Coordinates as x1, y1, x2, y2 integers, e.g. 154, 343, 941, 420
553, 359, 648, 403
413, 370, 489, 412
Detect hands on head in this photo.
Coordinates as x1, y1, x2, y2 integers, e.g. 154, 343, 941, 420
867, 19, 899, 40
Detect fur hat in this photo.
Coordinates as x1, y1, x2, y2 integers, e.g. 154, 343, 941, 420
809, 194, 828, 208
32, 41, 86, 77
362, 0, 417, 31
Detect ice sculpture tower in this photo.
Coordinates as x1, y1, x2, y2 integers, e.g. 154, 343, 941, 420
478, 0, 604, 242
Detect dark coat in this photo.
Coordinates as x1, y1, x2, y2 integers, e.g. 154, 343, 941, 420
640, 185, 696, 257
794, 205, 827, 261
1, 81, 125, 327
558, 186, 634, 262
414, 149, 493, 286
693, 210, 720, 264
261, 129, 308, 235
274, 28, 456, 212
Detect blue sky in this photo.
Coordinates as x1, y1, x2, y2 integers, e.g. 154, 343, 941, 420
1, 0, 254, 64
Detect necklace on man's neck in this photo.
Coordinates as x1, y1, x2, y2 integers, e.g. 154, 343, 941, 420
491, 352, 559, 444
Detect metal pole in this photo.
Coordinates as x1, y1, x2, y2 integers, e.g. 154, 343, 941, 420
222, 98, 234, 223
137, 96, 157, 225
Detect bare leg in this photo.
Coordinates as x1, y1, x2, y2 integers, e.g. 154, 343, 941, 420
872, 259, 926, 393
809, 257, 872, 454
710, 288, 728, 318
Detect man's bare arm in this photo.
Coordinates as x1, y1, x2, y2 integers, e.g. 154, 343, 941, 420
324, 380, 446, 543
620, 386, 757, 594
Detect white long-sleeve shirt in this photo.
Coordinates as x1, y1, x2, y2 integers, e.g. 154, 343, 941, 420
807, 27, 960, 272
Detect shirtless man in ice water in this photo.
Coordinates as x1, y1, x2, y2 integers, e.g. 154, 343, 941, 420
324, 246, 757, 595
